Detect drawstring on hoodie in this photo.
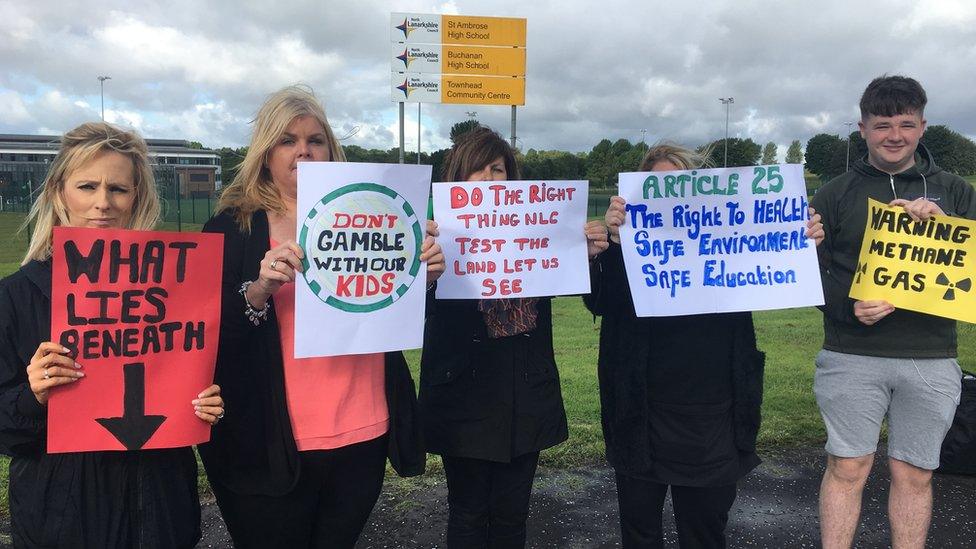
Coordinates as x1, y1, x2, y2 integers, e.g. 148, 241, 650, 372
889, 172, 928, 201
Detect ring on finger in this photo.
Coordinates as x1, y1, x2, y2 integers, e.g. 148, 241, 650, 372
43, 371, 50, 380
270, 259, 279, 270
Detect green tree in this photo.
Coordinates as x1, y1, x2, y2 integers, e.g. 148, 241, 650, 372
816, 131, 868, 181
521, 149, 586, 181
823, 139, 852, 180
761, 142, 778, 165
805, 133, 841, 177
921, 125, 976, 175
216, 146, 248, 189
450, 120, 481, 144
585, 139, 614, 188
708, 138, 762, 167
785, 139, 804, 164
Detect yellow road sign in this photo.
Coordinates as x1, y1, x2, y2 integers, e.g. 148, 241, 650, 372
441, 15, 526, 47
392, 13, 527, 47
442, 75, 525, 105
392, 43, 525, 76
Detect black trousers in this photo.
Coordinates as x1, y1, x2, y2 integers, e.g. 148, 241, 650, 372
615, 473, 737, 549
211, 434, 387, 549
441, 451, 540, 549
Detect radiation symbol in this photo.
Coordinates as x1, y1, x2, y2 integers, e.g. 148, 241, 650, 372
935, 273, 972, 301
854, 262, 868, 284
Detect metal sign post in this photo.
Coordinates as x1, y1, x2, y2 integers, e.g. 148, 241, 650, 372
398, 102, 405, 164
511, 106, 517, 149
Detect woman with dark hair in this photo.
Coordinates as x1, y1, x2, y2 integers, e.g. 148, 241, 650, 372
420, 126, 608, 548
0, 121, 223, 548
589, 143, 823, 548
201, 85, 443, 548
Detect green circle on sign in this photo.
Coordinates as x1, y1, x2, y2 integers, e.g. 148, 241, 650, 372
300, 182, 423, 312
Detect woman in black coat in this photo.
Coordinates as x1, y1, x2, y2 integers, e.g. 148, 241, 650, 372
420, 127, 608, 548
0, 121, 223, 548
588, 143, 823, 549
199, 85, 442, 549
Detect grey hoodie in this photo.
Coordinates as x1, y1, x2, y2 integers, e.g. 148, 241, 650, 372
810, 145, 976, 358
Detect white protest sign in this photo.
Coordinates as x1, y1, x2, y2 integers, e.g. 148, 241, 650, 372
618, 164, 823, 316
433, 180, 589, 299
295, 162, 431, 357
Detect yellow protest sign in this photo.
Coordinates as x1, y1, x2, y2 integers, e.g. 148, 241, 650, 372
849, 198, 975, 323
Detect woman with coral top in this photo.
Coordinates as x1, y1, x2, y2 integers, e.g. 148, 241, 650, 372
200, 85, 444, 548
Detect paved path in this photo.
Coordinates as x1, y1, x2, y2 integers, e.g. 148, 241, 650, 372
194, 447, 975, 548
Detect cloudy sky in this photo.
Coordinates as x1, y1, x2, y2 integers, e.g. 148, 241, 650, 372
2, 0, 975, 157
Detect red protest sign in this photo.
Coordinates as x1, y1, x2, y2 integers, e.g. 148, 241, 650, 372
47, 227, 223, 453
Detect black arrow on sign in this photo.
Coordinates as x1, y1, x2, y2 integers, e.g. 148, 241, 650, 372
95, 362, 166, 450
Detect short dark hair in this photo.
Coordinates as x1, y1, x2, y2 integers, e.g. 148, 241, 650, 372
441, 126, 520, 181
859, 75, 927, 119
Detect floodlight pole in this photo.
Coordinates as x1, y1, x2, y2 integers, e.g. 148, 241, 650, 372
640, 128, 647, 155
98, 75, 111, 120
844, 121, 854, 171
719, 97, 734, 167
417, 102, 421, 164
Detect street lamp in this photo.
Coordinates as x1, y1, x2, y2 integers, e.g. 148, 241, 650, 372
719, 97, 734, 167
97, 75, 111, 120
844, 121, 855, 171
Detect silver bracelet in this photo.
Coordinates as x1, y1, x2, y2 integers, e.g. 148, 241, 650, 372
239, 280, 270, 325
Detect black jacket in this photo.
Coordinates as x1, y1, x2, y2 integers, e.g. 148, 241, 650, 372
585, 242, 763, 485
811, 146, 976, 358
0, 260, 200, 548
198, 210, 425, 497
419, 296, 568, 463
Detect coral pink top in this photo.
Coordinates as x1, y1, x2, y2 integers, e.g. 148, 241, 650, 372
272, 240, 388, 451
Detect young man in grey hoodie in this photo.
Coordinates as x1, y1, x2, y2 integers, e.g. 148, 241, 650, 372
811, 75, 976, 549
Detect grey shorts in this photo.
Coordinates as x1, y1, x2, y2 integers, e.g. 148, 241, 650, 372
813, 349, 962, 470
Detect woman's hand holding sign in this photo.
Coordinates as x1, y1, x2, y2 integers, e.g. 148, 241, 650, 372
192, 384, 224, 425
605, 196, 626, 244
422, 220, 445, 284
249, 241, 305, 308
27, 342, 84, 405
585, 220, 609, 258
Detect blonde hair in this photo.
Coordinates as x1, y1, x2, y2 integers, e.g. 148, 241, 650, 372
22, 122, 160, 265
639, 142, 712, 171
216, 85, 345, 232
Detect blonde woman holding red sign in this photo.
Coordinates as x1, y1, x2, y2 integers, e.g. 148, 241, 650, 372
0, 121, 223, 547
201, 85, 444, 548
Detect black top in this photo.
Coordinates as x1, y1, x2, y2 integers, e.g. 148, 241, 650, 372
0, 260, 200, 548
198, 210, 425, 497
419, 296, 568, 463
811, 145, 976, 358
585, 242, 763, 486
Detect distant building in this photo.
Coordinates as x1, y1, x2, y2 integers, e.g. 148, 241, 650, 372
0, 134, 222, 209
